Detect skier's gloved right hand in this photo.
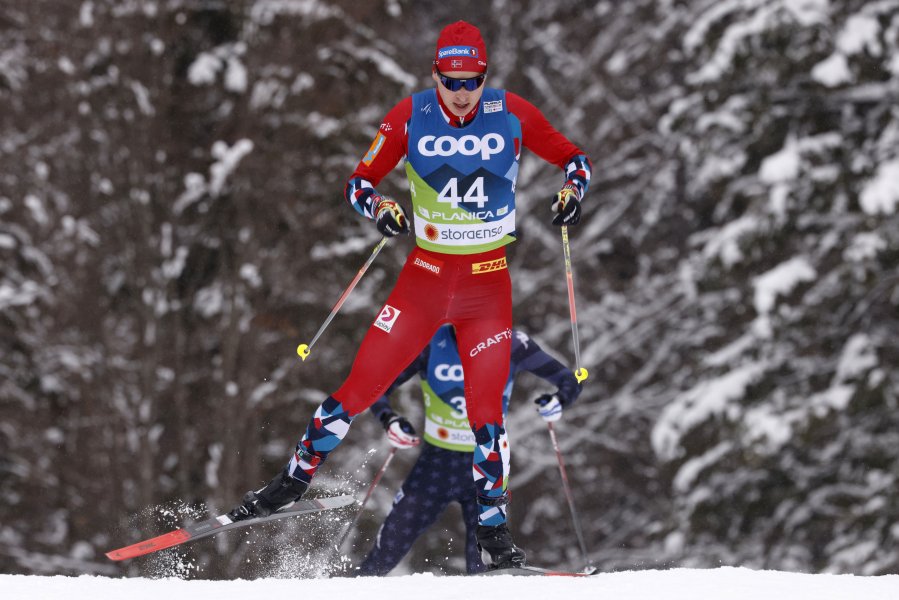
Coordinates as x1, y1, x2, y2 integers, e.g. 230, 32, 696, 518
381, 412, 421, 449
534, 394, 564, 422
373, 195, 410, 237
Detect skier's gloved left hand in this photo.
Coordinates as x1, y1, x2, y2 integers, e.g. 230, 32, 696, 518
551, 184, 582, 226
382, 414, 421, 449
534, 394, 564, 422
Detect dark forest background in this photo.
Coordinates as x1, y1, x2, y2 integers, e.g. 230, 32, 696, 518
2, 0, 898, 579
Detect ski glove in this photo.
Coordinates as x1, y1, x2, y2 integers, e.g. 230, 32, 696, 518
374, 196, 410, 237
534, 394, 564, 422
551, 184, 582, 226
382, 414, 421, 449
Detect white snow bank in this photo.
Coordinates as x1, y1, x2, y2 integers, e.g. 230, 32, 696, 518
3, 566, 899, 600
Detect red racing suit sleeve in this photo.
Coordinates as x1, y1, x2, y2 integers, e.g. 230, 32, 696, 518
344, 97, 413, 218
507, 91, 592, 200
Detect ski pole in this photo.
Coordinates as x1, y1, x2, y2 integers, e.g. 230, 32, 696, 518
547, 421, 595, 573
333, 446, 397, 554
561, 225, 588, 383
297, 236, 388, 361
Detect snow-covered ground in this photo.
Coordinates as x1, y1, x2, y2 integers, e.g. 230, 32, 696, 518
3, 567, 898, 600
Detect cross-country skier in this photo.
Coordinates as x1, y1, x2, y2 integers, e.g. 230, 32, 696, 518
357, 325, 581, 575
229, 20, 591, 569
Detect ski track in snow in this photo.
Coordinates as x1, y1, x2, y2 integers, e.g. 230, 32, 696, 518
3, 567, 899, 600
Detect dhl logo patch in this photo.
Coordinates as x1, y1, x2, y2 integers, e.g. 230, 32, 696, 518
471, 257, 507, 274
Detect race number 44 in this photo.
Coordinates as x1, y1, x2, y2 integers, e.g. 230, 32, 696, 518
438, 176, 487, 209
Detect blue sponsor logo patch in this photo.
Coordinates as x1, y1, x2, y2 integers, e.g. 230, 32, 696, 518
438, 45, 478, 59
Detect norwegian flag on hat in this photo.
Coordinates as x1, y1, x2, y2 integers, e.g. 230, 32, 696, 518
433, 20, 488, 73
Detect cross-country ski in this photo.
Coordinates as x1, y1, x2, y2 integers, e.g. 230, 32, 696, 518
106, 495, 354, 561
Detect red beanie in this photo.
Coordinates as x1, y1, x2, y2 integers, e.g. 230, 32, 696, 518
433, 21, 488, 73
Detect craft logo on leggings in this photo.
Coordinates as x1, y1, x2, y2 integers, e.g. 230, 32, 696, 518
374, 304, 402, 333
468, 328, 512, 357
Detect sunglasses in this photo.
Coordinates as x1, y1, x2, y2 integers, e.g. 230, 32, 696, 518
436, 69, 487, 92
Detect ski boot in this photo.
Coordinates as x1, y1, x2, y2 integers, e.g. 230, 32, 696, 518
228, 469, 308, 522
476, 523, 527, 569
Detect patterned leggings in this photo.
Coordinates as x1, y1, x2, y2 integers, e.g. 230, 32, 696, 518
357, 443, 485, 575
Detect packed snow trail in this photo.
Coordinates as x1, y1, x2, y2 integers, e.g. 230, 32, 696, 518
3, 566, 898, 600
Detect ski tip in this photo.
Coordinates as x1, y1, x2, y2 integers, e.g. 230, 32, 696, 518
105, 529, 191, 561
106, 548, 135, 562
106, 549, 136, 562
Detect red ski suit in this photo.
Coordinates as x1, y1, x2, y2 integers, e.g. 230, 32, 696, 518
334, 91, 588, 429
